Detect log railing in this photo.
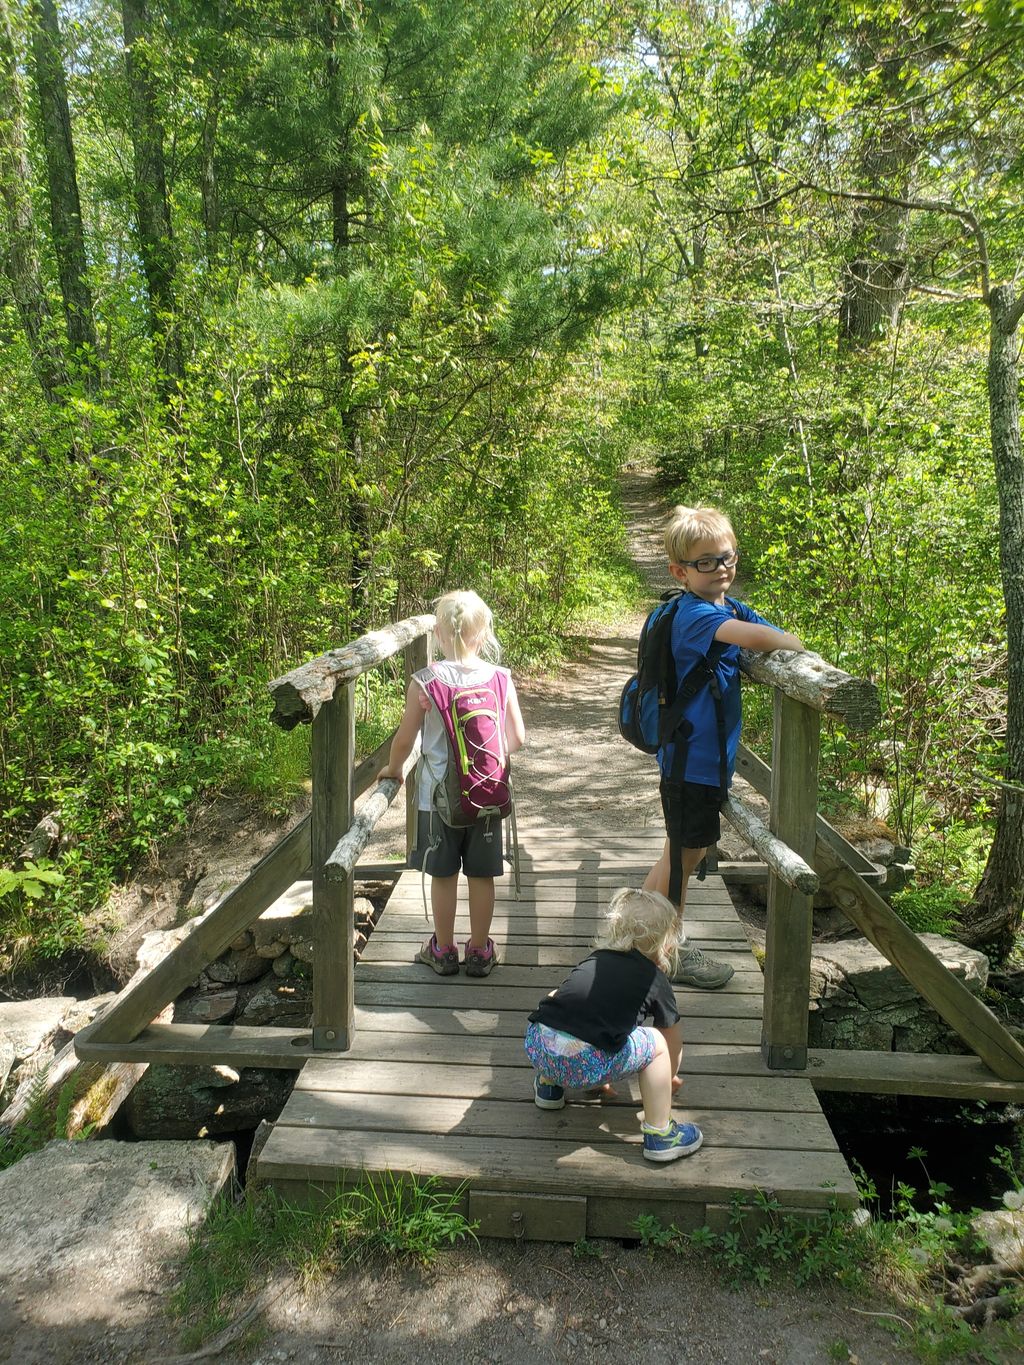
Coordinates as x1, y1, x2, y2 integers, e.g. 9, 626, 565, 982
75, 615, 1024, 1093
733, 649, 1024, 1083
76, 616, 435, 1063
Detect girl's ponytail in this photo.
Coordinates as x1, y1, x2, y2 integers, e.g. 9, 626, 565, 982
434, 590, 501, 662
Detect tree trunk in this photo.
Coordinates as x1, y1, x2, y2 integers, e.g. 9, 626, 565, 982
121, 0, 180, 384
0, 0, 64, 398
961, 283, 1024, 954
30, 0, 96, 374
837, 29, 914, 352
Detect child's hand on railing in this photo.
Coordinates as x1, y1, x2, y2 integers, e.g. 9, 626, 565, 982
378, 762, 404, 787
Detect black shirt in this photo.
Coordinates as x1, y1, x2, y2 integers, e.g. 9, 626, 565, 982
528, 949, 681, 1054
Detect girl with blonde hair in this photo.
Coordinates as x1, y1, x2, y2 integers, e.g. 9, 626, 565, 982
380, 590, 526, 977
524, 888, 703, 1163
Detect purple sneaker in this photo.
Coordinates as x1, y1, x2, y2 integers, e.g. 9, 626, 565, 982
416, 935, 459, 976
464, 938, 499, 977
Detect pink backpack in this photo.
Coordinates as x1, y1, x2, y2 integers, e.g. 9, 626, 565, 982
420, 670, 513, 827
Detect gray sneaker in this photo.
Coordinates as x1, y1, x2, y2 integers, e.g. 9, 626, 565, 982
674, 945, 734, 989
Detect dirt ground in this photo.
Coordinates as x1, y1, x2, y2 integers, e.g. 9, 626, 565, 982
3, 474, 1019, 1365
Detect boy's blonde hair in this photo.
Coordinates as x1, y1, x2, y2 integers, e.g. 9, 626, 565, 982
433, 590, 501, 663
594, 887, 682, 975
664, 505, 736, 565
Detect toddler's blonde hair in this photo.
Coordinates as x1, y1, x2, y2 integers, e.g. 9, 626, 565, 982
594, 887, 682, 975
664, 505, 736, 565
433, 589, 501, 663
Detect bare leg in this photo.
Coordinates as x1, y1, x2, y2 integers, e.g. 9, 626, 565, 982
637, 1031, 675, 1130
466, 875, 495, 950
430, 873, 458, 948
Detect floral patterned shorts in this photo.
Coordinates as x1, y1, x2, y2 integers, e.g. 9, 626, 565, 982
524, 1020, 658, 1089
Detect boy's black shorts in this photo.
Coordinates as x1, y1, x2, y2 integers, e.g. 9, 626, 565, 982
409, 810, 504, 878
659, 779, 724, 850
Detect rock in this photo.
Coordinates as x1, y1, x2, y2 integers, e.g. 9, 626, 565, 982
272, 953, 296, 979
0, 1035, 14, 1095
290, 938, 314, 964
174, 988, 239, 1024
0, 1139, 234, 1323
124, 1064, 293, 1138
204, 945, 268, 986
808, 934, 988, 1053
256, 939, 289, 959
236, 982, 312, 1027
229, 930, 253, 951
251, 881, 313, 949
0, 997, 77, 1104
970, 1208, 1024, 1274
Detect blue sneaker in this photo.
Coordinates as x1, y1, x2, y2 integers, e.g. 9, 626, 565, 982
533, 1075, 565, 1110
642, 1120, 704, 1162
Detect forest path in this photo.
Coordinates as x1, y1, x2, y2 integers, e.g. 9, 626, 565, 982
369, 469, 752, 864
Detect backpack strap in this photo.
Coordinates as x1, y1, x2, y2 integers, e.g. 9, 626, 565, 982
661, 640, 729, 906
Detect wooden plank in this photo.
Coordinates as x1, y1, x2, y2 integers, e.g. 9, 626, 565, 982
806, 1049, 1024, 1101
470, 1190, 586, 1241
761, 694, 818, 1070
74, 1020, 769, 1068
292, 1060, 823, 1112
253, 1127, 859, 1207
311, 684, 354, 1049
588, 1197, 708, 1239
81, 813, 312, 1046
349, 983, 765, 1027
275, 1091, 838, 1151
380, 906, 742, 929
359, 944, 766, 986
815, 844, 1024, 1081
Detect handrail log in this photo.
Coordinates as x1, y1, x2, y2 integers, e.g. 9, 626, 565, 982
721, 796, 820, 894
325, 740, 421, 880
269, 614, 436, 729
739, 649, 880, 732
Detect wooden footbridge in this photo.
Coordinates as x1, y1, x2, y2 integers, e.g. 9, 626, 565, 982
76, 614, 1024, 1241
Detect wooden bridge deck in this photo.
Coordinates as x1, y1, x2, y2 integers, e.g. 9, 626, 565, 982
251, 825, 859, 1239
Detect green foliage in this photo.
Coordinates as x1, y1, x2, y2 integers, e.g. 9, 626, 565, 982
0, 1072, 96, 1173
632, 1154, 1024, 1358
172, 1177, 477, 1349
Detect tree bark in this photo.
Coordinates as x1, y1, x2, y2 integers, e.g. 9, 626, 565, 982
837, 21, 916, 351
30, 0, 96, 373
0, 0, 64, 398
962, 283, 1024, 953
121, 0, 180, 383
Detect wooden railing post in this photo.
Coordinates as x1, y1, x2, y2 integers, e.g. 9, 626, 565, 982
761, 692, 820, 1070
311, 680, 355, 1050
404, 629, 431, 862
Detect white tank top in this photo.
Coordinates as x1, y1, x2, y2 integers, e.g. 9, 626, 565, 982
412, 660, 513, 812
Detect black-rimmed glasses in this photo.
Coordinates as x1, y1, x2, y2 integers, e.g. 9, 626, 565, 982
679, 549, 740, 574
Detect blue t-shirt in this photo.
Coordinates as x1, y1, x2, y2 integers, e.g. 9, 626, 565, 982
659, 593, 777, 788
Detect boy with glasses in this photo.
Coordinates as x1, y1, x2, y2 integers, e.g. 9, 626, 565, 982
643, 505, 804, 988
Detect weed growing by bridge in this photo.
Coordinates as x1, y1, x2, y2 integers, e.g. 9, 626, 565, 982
632, 1154, 1024, 1362
172, 1175, 477, 1351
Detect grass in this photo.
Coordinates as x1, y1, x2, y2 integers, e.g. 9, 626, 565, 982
171, 1174, 477, 1349
632, 1148, 1024, 1362
0, 1071, 96, 1172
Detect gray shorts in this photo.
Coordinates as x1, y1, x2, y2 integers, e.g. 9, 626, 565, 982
409, 810, 505, 878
